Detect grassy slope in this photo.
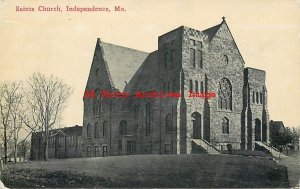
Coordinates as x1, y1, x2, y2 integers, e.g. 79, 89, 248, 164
2, 154, 289, 188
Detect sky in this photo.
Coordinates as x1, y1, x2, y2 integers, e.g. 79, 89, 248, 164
0, 0, 300, 129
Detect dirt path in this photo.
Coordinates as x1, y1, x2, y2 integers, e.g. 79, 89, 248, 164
278, 151, 300, 188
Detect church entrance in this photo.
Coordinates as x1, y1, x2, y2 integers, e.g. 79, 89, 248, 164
192, 112, 201, 139
255, 118, 262, 141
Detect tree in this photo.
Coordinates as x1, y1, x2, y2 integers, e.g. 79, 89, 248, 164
24, 73, 72, 161
18, 140, 30, 160
0, 82, 23, 164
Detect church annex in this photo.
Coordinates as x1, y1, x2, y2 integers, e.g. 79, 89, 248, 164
82, 18, 269, 157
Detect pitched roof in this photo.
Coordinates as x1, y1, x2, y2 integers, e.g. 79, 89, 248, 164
100, 42, 149, 91
124, 51, 159, 93
202, 23, 223, 41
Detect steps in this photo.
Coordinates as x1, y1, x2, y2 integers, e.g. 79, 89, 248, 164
192, 139, 220, 154
255, 141, 287, 158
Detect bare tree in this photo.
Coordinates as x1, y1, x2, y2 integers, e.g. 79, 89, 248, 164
24, 73, 72, 161
0, 82, 22, 164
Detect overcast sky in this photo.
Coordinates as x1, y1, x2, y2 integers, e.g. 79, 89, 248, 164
1, 0, 300, 129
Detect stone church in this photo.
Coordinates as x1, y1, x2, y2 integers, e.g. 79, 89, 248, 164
82, 18, 269, 157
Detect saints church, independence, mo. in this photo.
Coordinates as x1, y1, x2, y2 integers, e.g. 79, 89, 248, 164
30, 18, 270, 159
81, 17, 269, 157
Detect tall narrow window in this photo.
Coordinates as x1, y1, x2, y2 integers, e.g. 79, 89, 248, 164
253, 91, 255, 103
166, 113, 172, 133
256, 92, 259, 104
198, 50, 203, 68
102, 121, 107, 137
195, 81, 199, 92
94, 122, 99, 138
260, 93, 263, 104
189, 79, 193, 92
172, 80, 176, 92
200, 81, 204, 93
87, 124, 91, 138
190, 48, 195, 67
119, 120, 127, 136
222, 117, 229, 134
146, 103, 151, 136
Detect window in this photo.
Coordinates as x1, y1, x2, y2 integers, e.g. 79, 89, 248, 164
86, 123, 91, 138
118, 139, 122, 150
87, 146, 91, 157
103, 145, 107, 157
95, 146, 100, 157
198, 50, 203, 68
190, 48, 195, 67
163, 82, 166, 93
93, 88, 101, 116
189, 79, 193, 92
127, 141, 137, 154
146, 103, 151, 136
260, 93, 263, 104
252, 91, 255, 103
102, 121, 107, 137
172, 79, 176, 92
218, 78, 232, 110
165, 144, 171, 154
200, 81, 204, 93
133, 105, 139, 119
133, 124, 138, 135
190, 39, 195, 46
166, 113, 172, 133
119, 120, 127, 135
195, 81, 199, 92
95, 122, 99, 138
222, 117, 229, 134
168, 81, 171, 92
256, 92, 259, 104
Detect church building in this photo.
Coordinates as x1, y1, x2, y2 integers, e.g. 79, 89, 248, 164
82, 18, 269, 157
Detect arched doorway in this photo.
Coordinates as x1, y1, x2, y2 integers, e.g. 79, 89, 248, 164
192, 112, 201, 139
255, 118, 261, 141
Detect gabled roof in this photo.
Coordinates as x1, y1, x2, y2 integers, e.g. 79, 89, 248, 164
202, 23, 223, 41
100, 42, 149, 91
124, 51, 158, 93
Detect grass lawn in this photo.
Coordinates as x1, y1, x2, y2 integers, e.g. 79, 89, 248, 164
2, 154, 289, 188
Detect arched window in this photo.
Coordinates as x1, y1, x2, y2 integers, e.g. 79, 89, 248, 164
172, 79, 176, 92
94, 122, 99, 138
119, 120, 127, 136
102, 121, 107, 137
218, 78, 232, 110
252, 91, 255, 103
200, 81, 204, 93
189, 79, 193, 92
133, 105, 139, 119
146, 103, 151, 136
222, 117, 229, 134
195, 81, 199, 92
87, 123, 91, 137
166, 113, 172, 133
260, 92, 263, 104
256, 92, 259, 104
93, 88, 101, 116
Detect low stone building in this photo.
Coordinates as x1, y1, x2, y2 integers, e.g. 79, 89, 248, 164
30, 125, 82, 160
